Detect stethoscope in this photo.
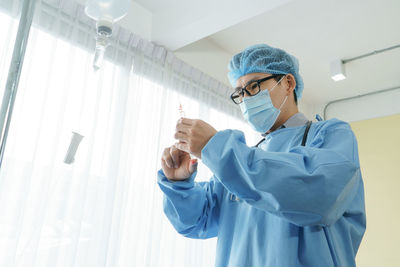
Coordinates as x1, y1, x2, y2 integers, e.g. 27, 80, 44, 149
229, 120, 313, 202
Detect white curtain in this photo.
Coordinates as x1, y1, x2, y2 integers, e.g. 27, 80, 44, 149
0, 1, 258, 266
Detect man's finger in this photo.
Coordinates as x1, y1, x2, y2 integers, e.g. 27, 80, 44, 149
162, 148, 173, 168
170, 146, 181, 168
174, 131, 189, 142
179, 118, 194, 126
161, 158, 169, 170
174, 142, 190, 154
176, 122, 191, 134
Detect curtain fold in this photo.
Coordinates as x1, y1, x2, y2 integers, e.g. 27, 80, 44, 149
0, 1, 258, 266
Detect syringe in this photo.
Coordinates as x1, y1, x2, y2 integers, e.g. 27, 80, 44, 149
177, 104, 196, 163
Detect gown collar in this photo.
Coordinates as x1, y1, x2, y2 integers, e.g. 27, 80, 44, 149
262, 112, 309, 137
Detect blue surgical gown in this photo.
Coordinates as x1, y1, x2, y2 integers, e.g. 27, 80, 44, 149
157, 118, 366, 267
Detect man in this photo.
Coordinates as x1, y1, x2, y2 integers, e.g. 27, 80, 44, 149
157, 44, 366, 267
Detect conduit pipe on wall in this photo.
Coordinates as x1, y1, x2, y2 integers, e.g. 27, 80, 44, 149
323, 86, 400, 120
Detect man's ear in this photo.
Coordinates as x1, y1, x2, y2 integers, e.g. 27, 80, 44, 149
285, 74, 296, 95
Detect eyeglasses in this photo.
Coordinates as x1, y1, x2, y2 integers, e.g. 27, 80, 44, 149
230, 74, 282, 104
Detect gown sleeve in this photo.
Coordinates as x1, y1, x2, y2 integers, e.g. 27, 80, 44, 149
201, 119, 361, 227
157, 170, 224, 239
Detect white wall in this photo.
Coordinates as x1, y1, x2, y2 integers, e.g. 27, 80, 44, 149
119, 1, 153, 40
174, 38, 232, 86
316, 87, 400, 122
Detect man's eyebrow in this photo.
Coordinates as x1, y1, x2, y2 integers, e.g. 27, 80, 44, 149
233, 77, 262, 91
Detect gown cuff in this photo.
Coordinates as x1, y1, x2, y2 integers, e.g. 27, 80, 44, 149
157, 169, 197, 190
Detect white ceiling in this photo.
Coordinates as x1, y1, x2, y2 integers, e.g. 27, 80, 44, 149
137, 0, 293, 51
133, 0, 181, 13
206, 0, 400, 106
79, 0, 400, 109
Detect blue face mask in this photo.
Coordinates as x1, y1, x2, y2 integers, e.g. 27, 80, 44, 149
239, 77, 288, 133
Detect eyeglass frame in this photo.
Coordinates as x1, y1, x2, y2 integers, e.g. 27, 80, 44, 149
230, 74, 283, 104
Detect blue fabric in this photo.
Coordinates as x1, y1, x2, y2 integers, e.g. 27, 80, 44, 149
157, 118, 366, 267
228, 44, 304, 99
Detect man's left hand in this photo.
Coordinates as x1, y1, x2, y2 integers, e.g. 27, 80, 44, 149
174, 118, 217, 159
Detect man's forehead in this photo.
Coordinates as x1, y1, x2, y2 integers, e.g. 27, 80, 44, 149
235, 72, 271, 89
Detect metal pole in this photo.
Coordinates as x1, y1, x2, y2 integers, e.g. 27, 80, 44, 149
0, 0, 37, 169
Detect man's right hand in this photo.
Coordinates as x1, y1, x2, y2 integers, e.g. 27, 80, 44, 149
161, 145, 198, 181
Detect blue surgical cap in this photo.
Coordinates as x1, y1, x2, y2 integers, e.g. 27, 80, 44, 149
228, 44, 304, 99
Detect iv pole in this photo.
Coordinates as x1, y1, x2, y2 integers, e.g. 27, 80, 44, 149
0, 0, 37, 170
